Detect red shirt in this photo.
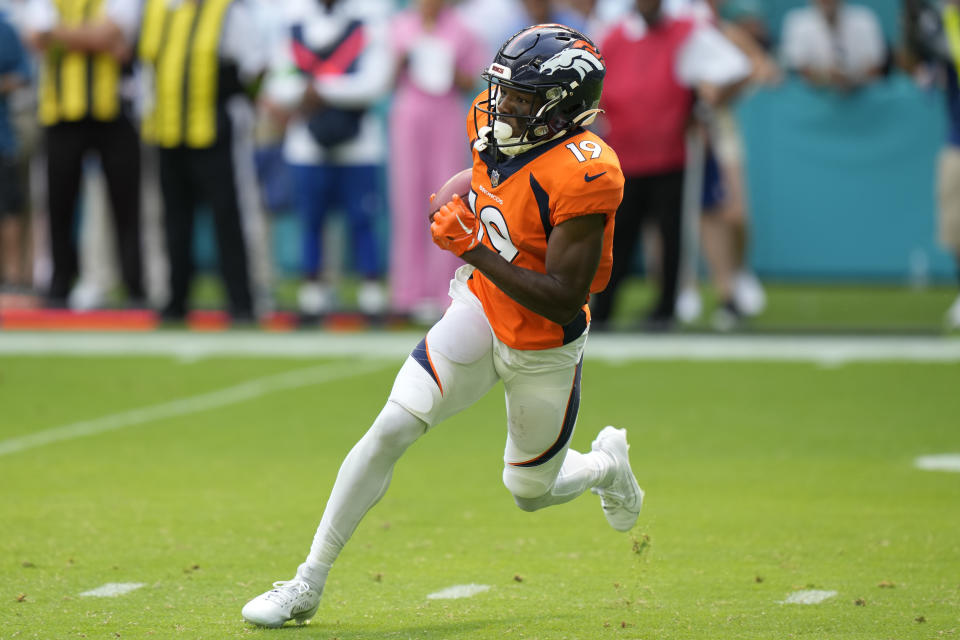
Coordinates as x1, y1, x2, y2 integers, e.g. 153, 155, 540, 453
600, 17, 696, 176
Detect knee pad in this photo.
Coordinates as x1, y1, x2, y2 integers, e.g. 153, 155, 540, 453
388, 355, 443, 426
388, 315, 497, 428
502, 465, 551, 501
512, 494, 546, 513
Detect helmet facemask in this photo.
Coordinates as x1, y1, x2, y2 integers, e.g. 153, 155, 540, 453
474, 67, 570, 157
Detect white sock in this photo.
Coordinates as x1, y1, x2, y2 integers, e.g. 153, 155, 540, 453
551, 448, 613, 499
299, 401, 426, 589
514, 448, 612, 511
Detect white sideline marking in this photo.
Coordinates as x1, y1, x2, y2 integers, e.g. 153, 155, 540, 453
1, 332, 960, 363
0, 360, 389, 457
426, 584, 491, 600
79, 582, 146, 597
779, 590, 838, 605
915, 454, 960, 472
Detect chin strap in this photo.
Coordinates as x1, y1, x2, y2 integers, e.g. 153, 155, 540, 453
472, 126, 493, 152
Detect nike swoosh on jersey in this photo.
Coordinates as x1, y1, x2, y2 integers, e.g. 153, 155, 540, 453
584, 171, 607, 182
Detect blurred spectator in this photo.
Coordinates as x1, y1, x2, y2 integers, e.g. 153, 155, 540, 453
572, 0, 636, 41
665, 0, 711, 19
707, 10, 777, 328
262, 0, 391, 316
457, 0, 521, 59
249, 0, 292, 228
458, 0, 591, 61
0, 4, 30, 291
505, 0, 588, 35
567, 0, 597, 23
388, 0, 484, 324
676, 0, 777, 329
23, 0, 145, 308
901, 0, 960, 328
70, 162, 118, 309
718, 0, 770, 47
139, 0, 270, 323
590, 0, 750, 329
780, 0, 886, 92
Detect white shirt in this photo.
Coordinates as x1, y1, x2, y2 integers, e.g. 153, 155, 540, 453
664, 0, 714, 23
618, 12, 752, 88
456, 0, 520, 59
264, 0, 391, 166
220, 0, 270, 83
780, 3, 886, 77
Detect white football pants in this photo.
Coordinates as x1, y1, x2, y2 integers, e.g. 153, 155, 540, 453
299, 267, 613, 588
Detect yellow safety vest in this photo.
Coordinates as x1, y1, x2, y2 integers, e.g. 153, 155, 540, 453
944, 4, 960, 83
38, 0, 121, 125
139, 0, 235, 148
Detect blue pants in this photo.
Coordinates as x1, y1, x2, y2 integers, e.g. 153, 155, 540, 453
289, 163, 381, 279
702, 145, 726, 212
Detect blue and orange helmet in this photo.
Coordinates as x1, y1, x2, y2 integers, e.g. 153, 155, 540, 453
474, 24, 606, 156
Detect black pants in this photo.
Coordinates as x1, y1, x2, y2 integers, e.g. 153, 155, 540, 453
590, 170, 684, 323
158, 136, 253, 318
45, 117, 143, 302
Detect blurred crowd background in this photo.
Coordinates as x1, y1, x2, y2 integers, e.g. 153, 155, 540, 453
0, 0, 957, 331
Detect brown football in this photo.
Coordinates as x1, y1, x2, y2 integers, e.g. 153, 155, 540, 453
429, 168, 472, 221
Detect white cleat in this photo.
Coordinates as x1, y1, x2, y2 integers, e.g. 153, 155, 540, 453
946, 294, 960, 330
68, 281, 107, 311
298, 282, 333, 315
675, 287, 703, 324
734, 271, 766, 317
242, 579, 322, 628
357, 280, 388, 315
591, 426, 644, 532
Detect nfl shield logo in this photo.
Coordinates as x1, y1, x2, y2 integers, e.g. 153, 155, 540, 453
490, 169, 500, 187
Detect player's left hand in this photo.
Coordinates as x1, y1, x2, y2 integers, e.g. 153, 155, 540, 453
430, 194, 480, 257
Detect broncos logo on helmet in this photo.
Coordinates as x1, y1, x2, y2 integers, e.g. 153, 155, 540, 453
539, 47, 604, 82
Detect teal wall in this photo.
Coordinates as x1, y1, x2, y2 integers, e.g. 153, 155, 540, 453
732, 1, 953, 282
738, 75, 950, 281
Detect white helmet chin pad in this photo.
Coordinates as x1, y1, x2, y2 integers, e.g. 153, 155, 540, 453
491, 120, 514, 141
473, 121, 522, 154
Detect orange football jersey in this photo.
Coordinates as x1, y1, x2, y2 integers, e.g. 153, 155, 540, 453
464, 92, 624, 351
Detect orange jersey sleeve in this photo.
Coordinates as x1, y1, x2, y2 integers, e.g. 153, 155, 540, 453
549, 141, 622, 295
462, 95, 625, 350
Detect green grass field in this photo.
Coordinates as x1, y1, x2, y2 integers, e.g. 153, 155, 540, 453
1, 343, 959, 639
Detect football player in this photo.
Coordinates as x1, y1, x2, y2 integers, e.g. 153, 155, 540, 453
242, 24, 643, 628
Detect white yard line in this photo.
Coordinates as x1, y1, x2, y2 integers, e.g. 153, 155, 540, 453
79, 583, 146, 597
0, 360, 389, 457
426, 584, 491, 600
1, 332, 959, 363
779, 590, 838, 605
915, 454, 960, 472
